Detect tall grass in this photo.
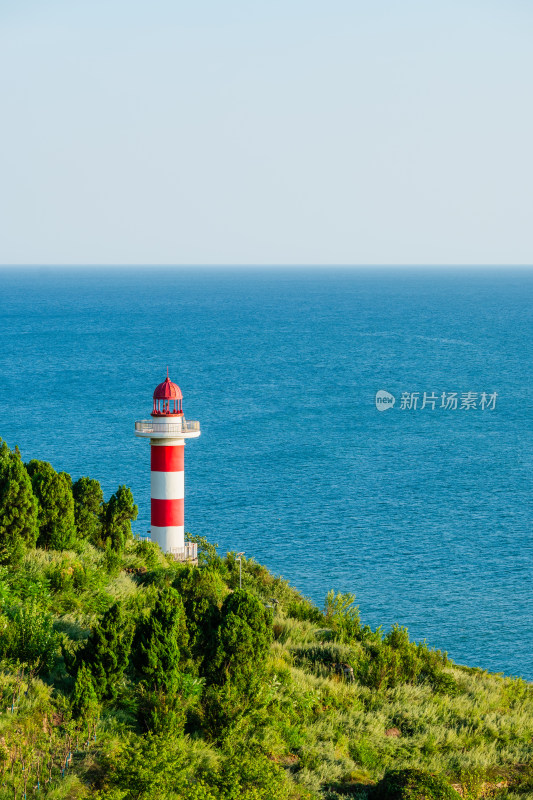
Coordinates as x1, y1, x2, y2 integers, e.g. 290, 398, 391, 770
0, 544, 531, 799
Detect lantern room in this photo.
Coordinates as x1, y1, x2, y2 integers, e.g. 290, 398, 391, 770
152, 373, 183, 416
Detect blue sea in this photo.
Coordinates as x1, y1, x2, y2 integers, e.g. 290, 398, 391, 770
0, 267, 531, 680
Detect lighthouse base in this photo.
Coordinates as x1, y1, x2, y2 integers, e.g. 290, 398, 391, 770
151, 525, 185, 553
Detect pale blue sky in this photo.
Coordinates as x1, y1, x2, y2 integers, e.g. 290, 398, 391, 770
1, 1, 532, 265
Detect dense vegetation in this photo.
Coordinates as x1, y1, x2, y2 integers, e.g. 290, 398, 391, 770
0, 438, 531, 799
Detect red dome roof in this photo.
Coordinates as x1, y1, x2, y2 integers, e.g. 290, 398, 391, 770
153, 376, 183, 400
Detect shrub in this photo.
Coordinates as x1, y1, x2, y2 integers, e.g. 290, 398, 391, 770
210, 746, 292, 799
291, 643, 357, 672
100, 731, 209, 799
133, 538, 161, 568
349, 739, 382, 772
510, 762, 533, 796
354, 624, 453, 692
325, 591, 361, 643
5, 557, 51, 604
186, 533, 221, 567
287, 599, 325, 624
429, 670, 460, 697
103, 543, 122, 575
47, 556, 77, 593
374, 769, 461, 800
0, 599, 58, 674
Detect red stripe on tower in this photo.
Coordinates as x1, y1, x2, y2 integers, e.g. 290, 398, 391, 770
151, 445, 184, 472
151, 498, 184, 527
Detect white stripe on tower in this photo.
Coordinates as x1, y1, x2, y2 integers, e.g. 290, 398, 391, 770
150, 441, 185, 552
150, 471, 184, 500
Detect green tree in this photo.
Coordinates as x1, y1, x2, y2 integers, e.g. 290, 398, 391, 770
0, 440, 38, 564
207, 589, 272, 691
72, 663, 100, 724
73, 602, 133, 701
73, 476, 104, 543
101, 485, 138, 552
203, 589, 272, 736
132, 586, 197, 733
173, 565, 225, 665
26, 459, 76, 550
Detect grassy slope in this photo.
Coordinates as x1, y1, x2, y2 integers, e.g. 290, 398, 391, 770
0, 540, 531, 800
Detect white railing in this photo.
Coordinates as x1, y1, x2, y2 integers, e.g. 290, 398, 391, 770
135, 420, 200, 434
169, 542, 198, 562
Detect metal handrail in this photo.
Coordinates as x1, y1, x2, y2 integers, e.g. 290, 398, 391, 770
169, 543, 198, 562
135, 420, 200, 433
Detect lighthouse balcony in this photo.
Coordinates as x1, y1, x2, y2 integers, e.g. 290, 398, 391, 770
135, 419, 201, 439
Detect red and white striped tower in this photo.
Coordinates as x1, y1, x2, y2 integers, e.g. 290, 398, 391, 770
134, 372, 200, 555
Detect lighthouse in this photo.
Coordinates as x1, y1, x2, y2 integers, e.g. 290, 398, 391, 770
134, 372, 200, 557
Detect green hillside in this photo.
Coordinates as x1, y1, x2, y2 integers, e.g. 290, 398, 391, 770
0, 440, 531, 799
